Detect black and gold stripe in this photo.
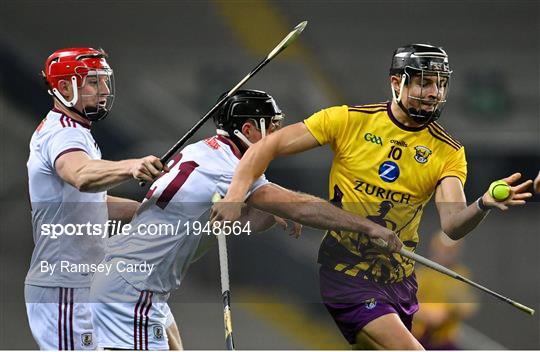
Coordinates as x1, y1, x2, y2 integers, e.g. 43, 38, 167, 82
348, 102, 388, 114
427, 122, 462, 150
432, 122, 462, 147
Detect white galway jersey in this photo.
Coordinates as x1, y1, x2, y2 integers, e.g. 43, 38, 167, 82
105, 135, 268, 294
26, 109, 107, 288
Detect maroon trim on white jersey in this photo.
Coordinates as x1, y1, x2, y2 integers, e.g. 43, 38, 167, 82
58, 288, 63, 350
59, 115, 80, 129
69, 288, 74, 350
63, 288, 68, 350
52, 108, 91, 129
133, 291, 143, 349
143, 292, 153, 350
57, 288, 74, 350
53, 148, 87, 166
156, 160, 199, 210
133, 291, 153, 350
216, 135, 242, 159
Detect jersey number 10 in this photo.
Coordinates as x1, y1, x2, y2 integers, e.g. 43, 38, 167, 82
388, 146, 402, 160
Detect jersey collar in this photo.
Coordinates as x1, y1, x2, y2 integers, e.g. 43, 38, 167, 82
216, 135, 242, 159
52, 108, 92, 129
386, 102, 426, 132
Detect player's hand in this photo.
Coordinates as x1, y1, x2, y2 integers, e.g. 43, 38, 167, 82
481, 172, 533, 211
533, 171, 540, 194
210, 199, 245, 224
274, 216, 303, 238
368, 226, 402, 253
129, 156, 168, 182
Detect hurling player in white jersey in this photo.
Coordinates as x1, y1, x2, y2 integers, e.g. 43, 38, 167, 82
25, 47, 183, 350
89, 89, 402, 350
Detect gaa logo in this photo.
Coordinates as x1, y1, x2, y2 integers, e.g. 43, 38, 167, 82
364, 133, 383, 146
378, 161, 400, 183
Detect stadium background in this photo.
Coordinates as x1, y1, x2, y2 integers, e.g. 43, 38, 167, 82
1, 0, 538, 349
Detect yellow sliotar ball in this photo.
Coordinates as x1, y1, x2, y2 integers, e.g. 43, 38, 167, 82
489, 180, 511, 201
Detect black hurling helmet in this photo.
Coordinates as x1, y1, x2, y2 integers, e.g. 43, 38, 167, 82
214, 89, 283, 149
390, 44, 452, 124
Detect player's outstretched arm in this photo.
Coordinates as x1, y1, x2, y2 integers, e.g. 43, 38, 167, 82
244, 183, 402, 252
237, 206, 277, 233
55, 151, 167, 192
236, 206, 302, 237
219, 122, 320, 221
435, 173, 532, 240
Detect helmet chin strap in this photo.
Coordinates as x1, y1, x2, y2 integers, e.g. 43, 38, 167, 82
53, 95, 96, 124
392, 74, 410, 117
216, 129, 251, 155
69, 106, 91, 121
233, 130, 252, 147
50, 76, 93, 123
259, 117, 267, 138
50, 75, 111, 123
216, 116, 273, 155
50, 76, 78, 107
391, 74, 436, 125
397, 99, 436, 125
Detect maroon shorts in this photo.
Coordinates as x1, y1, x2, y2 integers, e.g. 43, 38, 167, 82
319, 266, 419, 345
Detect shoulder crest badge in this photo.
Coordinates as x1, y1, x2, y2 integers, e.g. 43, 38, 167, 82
414, 146, 432, 164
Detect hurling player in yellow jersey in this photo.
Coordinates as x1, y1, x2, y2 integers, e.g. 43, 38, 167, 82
212, 44, 533, 349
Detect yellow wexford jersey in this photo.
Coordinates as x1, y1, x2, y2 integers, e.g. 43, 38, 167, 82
304, 102, 467, 283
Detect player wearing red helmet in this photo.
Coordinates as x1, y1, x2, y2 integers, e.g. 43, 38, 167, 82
25, 48, 176, 350
42, 47, 115, 122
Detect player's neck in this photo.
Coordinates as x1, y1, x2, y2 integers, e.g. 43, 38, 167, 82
390, 101, 424, 128
53, 101, 92, 127
221, 136, 245, 156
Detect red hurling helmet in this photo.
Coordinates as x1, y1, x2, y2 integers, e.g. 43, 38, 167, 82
42, 47, 115, 121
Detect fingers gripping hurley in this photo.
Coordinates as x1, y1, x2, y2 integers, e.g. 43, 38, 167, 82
212, 193, 235, 350
139, 21, 308, 187
371, 239, 535, 315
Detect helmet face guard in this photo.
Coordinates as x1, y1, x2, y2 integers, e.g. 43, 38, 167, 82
43, 48, 115, 122
78, 68, 115, 121
390, 44, 452, 124
214, 90, 284, 148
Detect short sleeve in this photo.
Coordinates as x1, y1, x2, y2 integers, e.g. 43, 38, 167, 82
46, 128, 92, 167
216, 172, 269, 201
246, 174, 269, 198
303, 106, 349, 149
440, 146, 467, 187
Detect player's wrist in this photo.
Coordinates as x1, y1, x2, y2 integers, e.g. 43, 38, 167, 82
476, 196, 492, 212
123, 159, 142, 177
364, 222, 383, 238
223, 191, 246, 203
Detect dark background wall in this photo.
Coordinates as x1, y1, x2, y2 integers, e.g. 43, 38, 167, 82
1, 0, 538, 349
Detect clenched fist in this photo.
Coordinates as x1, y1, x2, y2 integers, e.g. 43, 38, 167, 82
129, 156, 168, 182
